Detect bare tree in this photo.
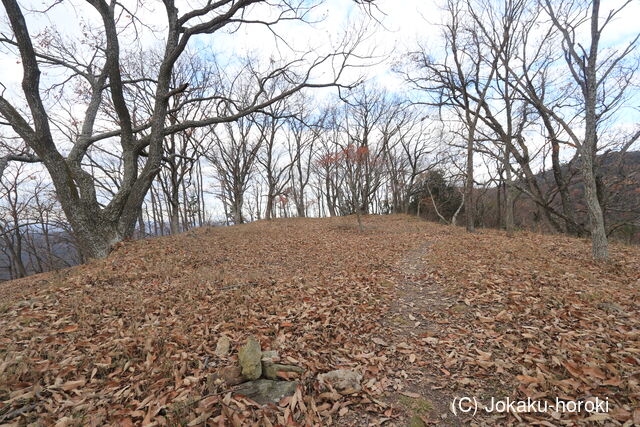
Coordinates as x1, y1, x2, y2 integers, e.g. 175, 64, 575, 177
384, 109, 439, 214
204, 77, 263, 225
502, 0, 640, 259
0, 162, 79, 280
0, 0, 367, 258
314, 107, 345, 217
405, 0, 504, 232
254, 97, 294, 220
0, 163, 31, 278
340, 84, 401, 226
287, 95, 325, 218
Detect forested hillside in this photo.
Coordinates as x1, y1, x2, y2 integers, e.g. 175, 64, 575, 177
466, 151, 640, 243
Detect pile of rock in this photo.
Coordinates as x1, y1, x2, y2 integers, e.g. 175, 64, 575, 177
209, 335, 364, 406
208, 336, 304, 405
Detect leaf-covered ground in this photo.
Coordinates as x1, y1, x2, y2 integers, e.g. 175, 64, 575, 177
1, 215, 638, 426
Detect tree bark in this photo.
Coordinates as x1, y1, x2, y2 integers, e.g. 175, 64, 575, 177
504, 149, 514, 237
465, 130, 475, 232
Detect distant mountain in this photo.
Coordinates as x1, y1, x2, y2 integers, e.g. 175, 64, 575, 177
478, 151, 640, 243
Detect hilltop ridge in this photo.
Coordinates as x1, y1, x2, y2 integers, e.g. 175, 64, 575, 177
1, 216, 639, 425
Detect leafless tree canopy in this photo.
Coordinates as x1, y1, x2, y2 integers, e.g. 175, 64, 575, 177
1, 0, 638, 274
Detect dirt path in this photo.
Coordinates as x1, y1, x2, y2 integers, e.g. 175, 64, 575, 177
384, 242, 463, 426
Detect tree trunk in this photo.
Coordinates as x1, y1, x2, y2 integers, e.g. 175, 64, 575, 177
3, 235, 26, 278
465, 131, 475, 232
296, 201, 305, 218
581, 0, 609, 260
69, 217, 124, 259
580, 152, 608, 259
355, 206, 364, 231
231, 191, 244, 225
138, 211, 145, 238
169, 188, 180, 234
325, 176, 336, 217
265, 195, 274, 220
451, 191, 464, 226
504, 150, 514, 237
496, 171, 502, 228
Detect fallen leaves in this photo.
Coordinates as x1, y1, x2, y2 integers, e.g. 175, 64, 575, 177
400, 391, 421, 398
418, 226, 640, 425
0, 216, 416, 425
56, 324, 79, 334
0, 215, 638, 425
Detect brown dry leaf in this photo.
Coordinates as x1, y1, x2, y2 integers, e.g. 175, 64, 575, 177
372, 337, 387, 346
61, 379, 86, 391
54, 417, 73, 427
57, 324, 79, 334
582, 366, 607, 380
516, 375, 538, 384
399, 391, 421, 398
610, 407, 631, 422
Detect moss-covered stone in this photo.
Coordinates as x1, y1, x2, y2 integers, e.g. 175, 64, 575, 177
238, 336, 262, 380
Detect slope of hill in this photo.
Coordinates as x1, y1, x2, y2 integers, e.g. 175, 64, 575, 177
536, 151, 640, 236
504, 151, 640, 240
1, 216, 638, 425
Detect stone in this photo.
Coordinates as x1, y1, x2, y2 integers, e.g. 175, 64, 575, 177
215, 335, 231, 356
207, 366, 245, 391
234, 379, 298, 405
261, 350, 279, 362
317, 369, 362, 395
238, 336, 262, 380
262, 362, 304, 380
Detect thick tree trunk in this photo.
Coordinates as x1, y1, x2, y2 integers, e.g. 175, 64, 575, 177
265, 195, 274, 220
504, 150, 514, 237
355, 206, 364, 231
231, 192, 244, 225
465, 131, 475, 232
69, 217, 124, 259
294, 181, 306, 217
296, 200, 305, 218
580, 152, 608, 259
265, 178, 277, 220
